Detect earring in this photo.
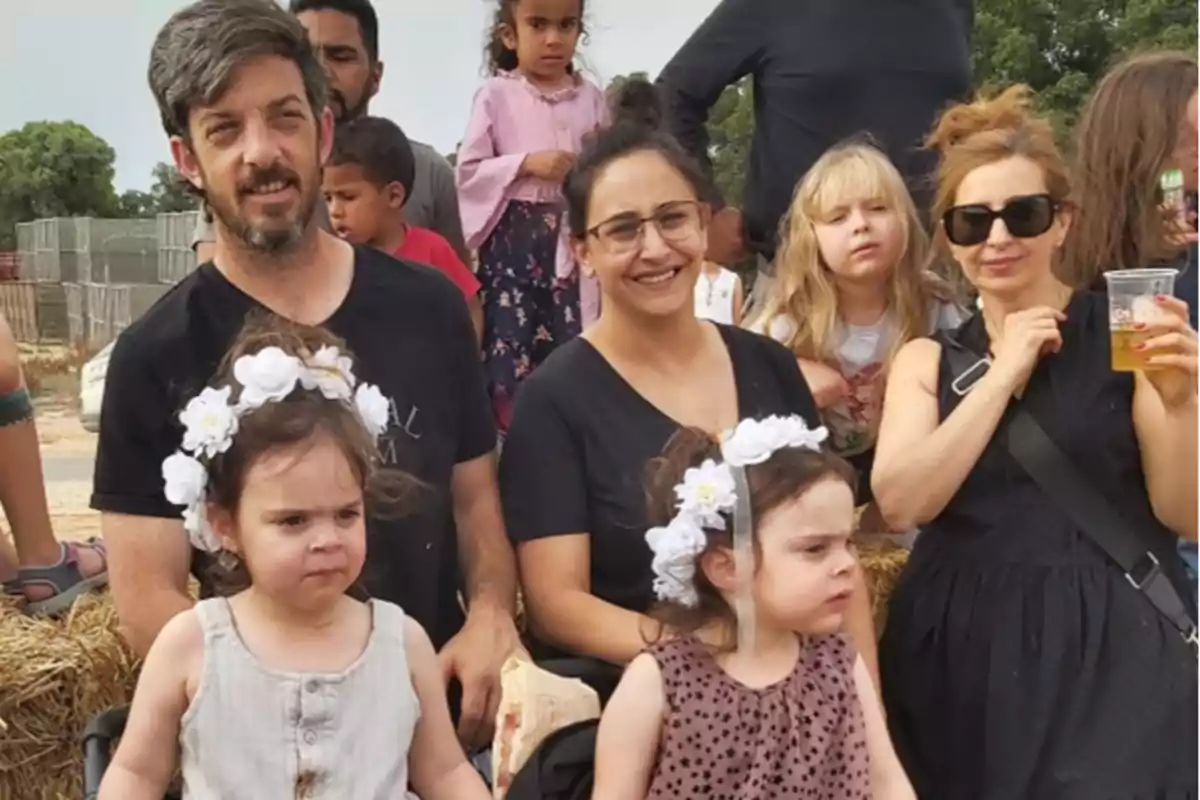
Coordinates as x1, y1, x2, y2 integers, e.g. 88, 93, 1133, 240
218, 549, 239, 572
581, 262, 595, 278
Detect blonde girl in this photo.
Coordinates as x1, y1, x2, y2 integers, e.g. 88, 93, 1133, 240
750, 142, 963, 522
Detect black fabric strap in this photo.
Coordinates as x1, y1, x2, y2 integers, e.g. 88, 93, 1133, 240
940, 338, 1198, 652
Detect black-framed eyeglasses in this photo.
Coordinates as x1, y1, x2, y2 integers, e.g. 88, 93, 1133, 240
586, 200, 705, 254
942, 193, 1059, 247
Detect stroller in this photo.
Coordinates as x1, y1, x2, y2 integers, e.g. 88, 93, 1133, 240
81, 657, 620, 800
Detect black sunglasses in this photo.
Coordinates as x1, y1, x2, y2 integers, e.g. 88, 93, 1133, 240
942, 194, 1058, 247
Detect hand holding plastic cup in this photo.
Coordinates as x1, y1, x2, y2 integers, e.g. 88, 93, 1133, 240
1104, 268, 1179, 372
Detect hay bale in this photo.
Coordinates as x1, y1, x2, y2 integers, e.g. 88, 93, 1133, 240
0, 591, 139, 800
857, 539, 911, 635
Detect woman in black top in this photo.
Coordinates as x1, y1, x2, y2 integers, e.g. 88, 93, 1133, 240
874, 87, 1196, 797
499, 121, 879, 670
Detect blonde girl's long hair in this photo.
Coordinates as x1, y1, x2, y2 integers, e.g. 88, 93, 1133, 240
755, 142, 953, 364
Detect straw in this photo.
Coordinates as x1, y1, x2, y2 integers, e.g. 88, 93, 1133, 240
0, 591, 140, 800
856, 539, 911, 635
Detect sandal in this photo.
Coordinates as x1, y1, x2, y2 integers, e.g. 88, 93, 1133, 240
19, 538, 109, 616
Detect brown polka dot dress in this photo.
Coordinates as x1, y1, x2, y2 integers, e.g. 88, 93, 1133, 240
645, 633, 870, 799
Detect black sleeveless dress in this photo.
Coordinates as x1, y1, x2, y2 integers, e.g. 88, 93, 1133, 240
879, 291, 1197, 799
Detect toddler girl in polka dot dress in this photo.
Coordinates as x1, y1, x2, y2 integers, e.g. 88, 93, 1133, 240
592, 416, 915, 800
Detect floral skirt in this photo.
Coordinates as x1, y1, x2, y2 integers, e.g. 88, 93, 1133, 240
479, 200, 581, 430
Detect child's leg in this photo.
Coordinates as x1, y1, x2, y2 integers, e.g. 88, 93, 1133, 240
549, 270, 583, 350
547, 277, 583, 364
524, 208, 576, 369
0, 314, 57, 564
478, 202, 564, 431
0, 313, 106, 610
1, 530, 18, 592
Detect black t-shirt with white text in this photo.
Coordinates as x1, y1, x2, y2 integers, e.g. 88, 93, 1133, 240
499, 326, 820, 631
91, 247, 496, 649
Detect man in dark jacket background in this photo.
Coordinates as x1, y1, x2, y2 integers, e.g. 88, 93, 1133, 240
657, 0, 974, 307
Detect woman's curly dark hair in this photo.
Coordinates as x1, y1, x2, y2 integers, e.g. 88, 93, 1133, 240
608, 75, 663, 131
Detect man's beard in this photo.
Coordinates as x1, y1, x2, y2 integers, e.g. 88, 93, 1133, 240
329, 86, 370, 122
206, 163, 321, 255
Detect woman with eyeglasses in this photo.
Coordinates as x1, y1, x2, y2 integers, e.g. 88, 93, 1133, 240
497, 118, 881, 679
871, 85, 1198, 798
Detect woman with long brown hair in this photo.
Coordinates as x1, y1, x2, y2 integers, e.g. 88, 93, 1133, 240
1065, 51, 1199, 587
1062, 51, 1198, 290
873, 85, 1197, 797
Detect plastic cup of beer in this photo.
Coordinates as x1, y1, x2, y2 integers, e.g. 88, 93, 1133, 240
1103, 268, 1178, 372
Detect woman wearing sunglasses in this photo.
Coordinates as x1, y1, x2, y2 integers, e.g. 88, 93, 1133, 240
871, 85, 1198, 798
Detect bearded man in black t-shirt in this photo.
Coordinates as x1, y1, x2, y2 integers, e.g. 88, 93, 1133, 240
93, 0, 520, 748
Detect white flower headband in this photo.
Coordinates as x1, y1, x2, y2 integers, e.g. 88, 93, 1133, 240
644, 415, 829, 608
161, 345, 391, 553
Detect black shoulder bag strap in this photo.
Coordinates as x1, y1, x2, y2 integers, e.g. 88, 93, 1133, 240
941, 337, 1199, 654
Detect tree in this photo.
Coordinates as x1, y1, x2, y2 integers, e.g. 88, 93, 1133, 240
705, 80, 754, 209
0, 121, 119, 248
971, 0, 1199, 138
116, 189, 156, 218
148, 161, 197, 214
110, 163, 198, 220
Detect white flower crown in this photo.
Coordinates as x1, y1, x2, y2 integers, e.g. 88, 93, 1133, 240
644, 415, 829, 608
161, 345, 390, 553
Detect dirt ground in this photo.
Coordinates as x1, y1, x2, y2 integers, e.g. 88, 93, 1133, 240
0, 389, 100, 543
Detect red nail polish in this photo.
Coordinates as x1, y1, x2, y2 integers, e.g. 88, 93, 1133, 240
1134, 342, 1146, 350
1133, 322, 1146, 330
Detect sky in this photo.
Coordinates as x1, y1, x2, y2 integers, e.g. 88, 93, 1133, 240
0, 0, 723, 192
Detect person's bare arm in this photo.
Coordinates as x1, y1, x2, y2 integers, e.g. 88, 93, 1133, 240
591, 653, 665, 799
441, 452, 523, 747
1130, 299, 1199, 540
797, 358, 850, 409
99, 608, 200, 799
1134, 376, 1198, 540
103, 514, 194, 658
406, 617, 491, 800
853, 656, 916, 800
874, 307, 1065, 530
518, 534, 655, 664
843, 566, 880, 689
451, 452, 517, 616
871, 340, 1011, 530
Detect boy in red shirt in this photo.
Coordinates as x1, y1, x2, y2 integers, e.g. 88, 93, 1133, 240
324, 116, 483, 343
